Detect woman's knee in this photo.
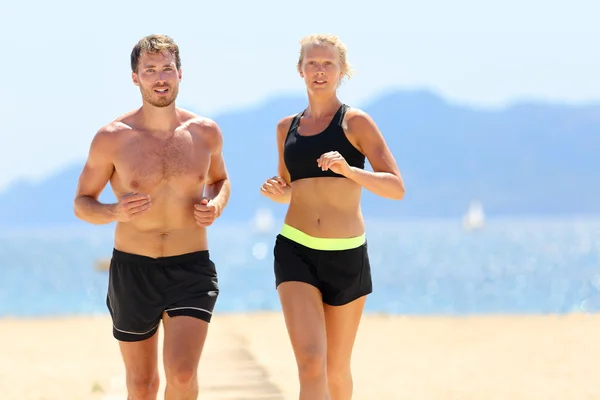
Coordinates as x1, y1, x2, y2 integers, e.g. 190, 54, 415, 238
296, 343, 328, 380
327, 362, 352, 387
126, 372, 159, 400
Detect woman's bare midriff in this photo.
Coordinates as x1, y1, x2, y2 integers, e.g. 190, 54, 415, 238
284, 177, 365, 238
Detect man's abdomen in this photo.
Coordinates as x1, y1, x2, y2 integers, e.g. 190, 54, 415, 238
113, 196, 208, 258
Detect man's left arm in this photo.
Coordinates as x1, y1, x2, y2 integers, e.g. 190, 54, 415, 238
204, 120, 230, 219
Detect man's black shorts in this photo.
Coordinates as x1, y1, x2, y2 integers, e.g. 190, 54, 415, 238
106, 248, 219, 342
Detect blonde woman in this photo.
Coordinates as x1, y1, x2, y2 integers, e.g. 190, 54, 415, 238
260, 34, 405, 399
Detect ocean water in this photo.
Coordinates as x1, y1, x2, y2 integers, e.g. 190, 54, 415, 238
1, 217, 599, 317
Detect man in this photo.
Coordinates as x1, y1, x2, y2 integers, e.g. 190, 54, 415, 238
73, 34, 230, 400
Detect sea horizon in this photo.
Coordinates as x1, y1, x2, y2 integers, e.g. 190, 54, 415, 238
1, 214, 599, 319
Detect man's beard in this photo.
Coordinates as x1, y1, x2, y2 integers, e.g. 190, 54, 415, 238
140, 84, 179, 108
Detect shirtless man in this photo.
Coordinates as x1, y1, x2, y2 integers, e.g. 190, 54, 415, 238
73, 34, 230, 400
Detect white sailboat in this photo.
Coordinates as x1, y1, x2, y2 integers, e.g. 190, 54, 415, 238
462, 200, 485, 231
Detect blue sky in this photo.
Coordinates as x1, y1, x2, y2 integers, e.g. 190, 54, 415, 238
1, 0, 598, 190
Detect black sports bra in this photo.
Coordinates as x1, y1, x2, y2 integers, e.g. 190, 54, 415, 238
283, 104, 365, 182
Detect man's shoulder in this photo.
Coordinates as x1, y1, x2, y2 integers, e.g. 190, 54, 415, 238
98, 109, 139, 136
99, 120, 132, 135
90, 112, 137, 150
93, 120, 131, 144
189, 117, 220, 133
179, 108, 221, 137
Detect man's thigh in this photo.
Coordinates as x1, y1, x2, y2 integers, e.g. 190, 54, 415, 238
119, 332, 160, 380
162, 313, 210, 372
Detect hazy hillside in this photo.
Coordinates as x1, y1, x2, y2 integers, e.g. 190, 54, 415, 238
0, 89, 598, 227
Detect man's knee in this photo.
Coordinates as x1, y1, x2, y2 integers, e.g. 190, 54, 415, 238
166, 364, 198, 390
126, 372, 159, 400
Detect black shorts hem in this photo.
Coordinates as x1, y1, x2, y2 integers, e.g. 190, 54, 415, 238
113, 324, 160, 342
324, 288, 373, 306
165, 307, 213, 323
275, 277, 320, 290
276, 279, 372, 307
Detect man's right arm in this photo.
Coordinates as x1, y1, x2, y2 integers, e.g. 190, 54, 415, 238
73, 127, 118, 224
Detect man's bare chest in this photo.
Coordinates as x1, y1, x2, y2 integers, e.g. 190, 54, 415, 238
114, 134, 210, 190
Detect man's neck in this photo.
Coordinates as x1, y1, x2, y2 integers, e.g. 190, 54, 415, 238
140, 102, 180, 135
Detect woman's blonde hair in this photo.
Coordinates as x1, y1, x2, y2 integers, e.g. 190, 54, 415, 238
297, 34, 354, 81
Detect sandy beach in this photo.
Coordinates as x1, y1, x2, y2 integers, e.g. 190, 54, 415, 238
1, 312, 598, 400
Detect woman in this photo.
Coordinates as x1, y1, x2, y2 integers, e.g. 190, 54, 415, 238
260, 33, 405, 400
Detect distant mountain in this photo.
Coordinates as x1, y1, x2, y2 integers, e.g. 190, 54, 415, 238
0, 89, 598, 227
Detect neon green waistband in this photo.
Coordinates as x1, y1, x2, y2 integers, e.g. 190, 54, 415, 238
280, 224, 365, 251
